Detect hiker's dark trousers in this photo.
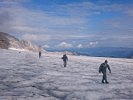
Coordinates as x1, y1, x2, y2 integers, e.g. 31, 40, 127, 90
102, 73, 108, 82
63, 61, 67, 67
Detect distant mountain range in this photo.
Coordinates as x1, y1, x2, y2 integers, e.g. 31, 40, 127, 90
46, 47, 133, 58
1, 32, 132, 58
0, 32, 40, 52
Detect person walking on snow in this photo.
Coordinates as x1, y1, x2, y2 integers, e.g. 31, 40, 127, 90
39, 50, 41, 58
99, 60, 111, 84
61, 54, 68, 67
38, 46, 42, 58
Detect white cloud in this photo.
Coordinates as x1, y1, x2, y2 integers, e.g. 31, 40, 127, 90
77, 44, 83, 48
57, 2, 130, 17
89, 41, 98, 47
106, 20, 121, 28
56, 42, 73, 49
21, 34, 50, 41
43, 45, 49, 49
126, 8, 133, 16
0, 1, 86, 36
0, 0, 133, 48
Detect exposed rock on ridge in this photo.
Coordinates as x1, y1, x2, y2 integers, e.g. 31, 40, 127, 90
0, 32, 41, 52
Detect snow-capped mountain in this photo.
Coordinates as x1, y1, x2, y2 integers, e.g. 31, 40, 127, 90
0, 32, 41, 52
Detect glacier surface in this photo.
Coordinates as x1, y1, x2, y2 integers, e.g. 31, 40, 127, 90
0, 49, 133, 100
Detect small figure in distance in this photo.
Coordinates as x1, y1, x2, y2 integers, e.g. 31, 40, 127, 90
99, 60, 111, 84
61, 54, 68, 67
39, 51, 41, 58
38, 46, 42, 58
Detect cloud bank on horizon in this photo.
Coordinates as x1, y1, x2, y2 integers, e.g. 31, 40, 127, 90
0, 0, 133, 49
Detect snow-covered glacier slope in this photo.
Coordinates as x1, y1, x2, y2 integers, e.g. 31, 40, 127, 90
0, 49, 133, 100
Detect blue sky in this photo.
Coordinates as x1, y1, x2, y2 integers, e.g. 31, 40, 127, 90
0, 0, 133, 49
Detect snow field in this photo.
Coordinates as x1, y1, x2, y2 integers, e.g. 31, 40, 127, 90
0, 49, 133, 100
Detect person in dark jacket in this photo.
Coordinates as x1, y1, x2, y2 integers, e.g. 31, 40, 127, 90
38, 46, 42, 58
61, 54, 68, 67
99, 60, 111, 84
39, 51, 41, 58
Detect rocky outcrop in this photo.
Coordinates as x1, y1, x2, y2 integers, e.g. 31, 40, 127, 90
0, 32, 41, 52
20, 40, 40, 52
0, 34, 10, 49
0, 32, 18, 49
